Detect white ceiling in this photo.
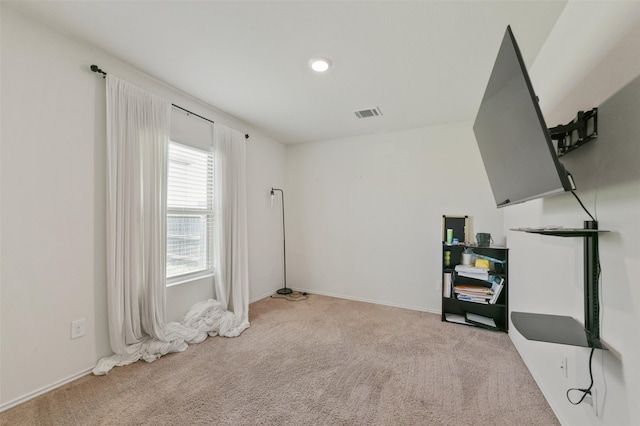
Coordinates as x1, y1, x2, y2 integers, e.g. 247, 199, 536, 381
4, 1, 568, 144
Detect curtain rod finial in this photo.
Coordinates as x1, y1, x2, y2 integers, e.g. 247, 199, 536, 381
90, 64, 107, 77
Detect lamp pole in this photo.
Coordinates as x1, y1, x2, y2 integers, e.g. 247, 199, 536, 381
271, 188, 292, 295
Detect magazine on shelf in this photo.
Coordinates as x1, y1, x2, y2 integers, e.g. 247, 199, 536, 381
454, 265, 489, 280
444, 313, 470, 325
456, 295, 489, 304
488, 277, 504, 304
453, 273, 491, 288
454, 265, 490, 273
452, 275, 504, 305
465, 312, 497, 329
454, 284, 492, 294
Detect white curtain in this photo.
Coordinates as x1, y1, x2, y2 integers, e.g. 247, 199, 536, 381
94, 75, 249, 375
213, 123, 250, 336
96, 75, 186, 374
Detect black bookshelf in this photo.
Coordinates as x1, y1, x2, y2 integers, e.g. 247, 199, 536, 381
441, 244, 509, 332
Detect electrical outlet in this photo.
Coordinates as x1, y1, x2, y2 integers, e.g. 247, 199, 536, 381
560, 355, 568, 378
71, 319, 86, 339
582, 387, 598, 417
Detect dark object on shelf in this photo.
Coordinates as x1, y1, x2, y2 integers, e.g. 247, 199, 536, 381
549, 109, 598, 157
442, 215, 468, 245
473, 26, 580, 208
511, 221, 608, 349
476, 233, 493, 247
466, 312, 498, 330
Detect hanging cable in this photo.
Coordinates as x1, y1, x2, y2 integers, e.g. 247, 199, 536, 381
571, 191, 596, 221
567, 191, 601, 407
572, 190, 602, 334
90, 64, 249, 139
566, 348, 596, 405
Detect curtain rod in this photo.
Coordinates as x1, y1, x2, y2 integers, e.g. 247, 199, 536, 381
90, 65, 249, 140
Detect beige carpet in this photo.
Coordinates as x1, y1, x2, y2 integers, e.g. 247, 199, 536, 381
1, 294, 558, 425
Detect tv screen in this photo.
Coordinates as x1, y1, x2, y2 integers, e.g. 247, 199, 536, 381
473, 26, 575, 208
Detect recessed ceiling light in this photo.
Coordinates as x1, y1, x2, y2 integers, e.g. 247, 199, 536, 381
309, 57, 331, 73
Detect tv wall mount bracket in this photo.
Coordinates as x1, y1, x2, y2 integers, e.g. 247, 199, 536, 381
548, 108, 598, 157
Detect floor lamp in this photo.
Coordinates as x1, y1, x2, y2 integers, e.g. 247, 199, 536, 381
271, 188, 292, 295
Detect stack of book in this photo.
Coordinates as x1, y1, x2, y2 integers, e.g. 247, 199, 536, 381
453, 265, 504, 304
454, 284, 493, 304
455, 264, 489, 280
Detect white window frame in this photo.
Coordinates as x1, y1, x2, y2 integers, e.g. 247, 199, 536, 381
166, 140, 215, 286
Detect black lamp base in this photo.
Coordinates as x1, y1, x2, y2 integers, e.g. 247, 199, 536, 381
276, 287, 293, 295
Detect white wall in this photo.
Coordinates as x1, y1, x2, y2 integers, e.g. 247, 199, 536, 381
246, 134, 287, 301
6, 2, 640, 422
285, 123, 503, 312
0, 6, 285, 408
505, 3, 640, 425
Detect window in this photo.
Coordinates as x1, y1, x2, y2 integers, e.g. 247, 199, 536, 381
166, 141, 214, 284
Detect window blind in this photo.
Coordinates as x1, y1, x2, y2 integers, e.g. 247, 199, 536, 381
166, 141, 214, 280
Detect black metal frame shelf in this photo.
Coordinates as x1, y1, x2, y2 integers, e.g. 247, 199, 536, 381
511, 221, 609, 350
441, 245, 509, 332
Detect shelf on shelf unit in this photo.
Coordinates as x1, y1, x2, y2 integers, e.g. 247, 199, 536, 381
511, 312, 607, 350
511, 228, 609, 237
510, 221, 610, 350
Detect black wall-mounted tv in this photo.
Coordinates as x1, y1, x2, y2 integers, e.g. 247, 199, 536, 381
473, 25, 575, 208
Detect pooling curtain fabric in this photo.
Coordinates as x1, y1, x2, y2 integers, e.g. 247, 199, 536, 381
94, 75, 250, 375
213, 123, 250, 336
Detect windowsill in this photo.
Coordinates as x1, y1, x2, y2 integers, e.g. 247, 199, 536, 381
166, 271, 214, 288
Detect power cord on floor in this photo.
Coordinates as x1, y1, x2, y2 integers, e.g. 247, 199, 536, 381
270, 291, 309, 302
566, 347, 595, 405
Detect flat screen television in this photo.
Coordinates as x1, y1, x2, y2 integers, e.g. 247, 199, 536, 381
473, 25, 575, 208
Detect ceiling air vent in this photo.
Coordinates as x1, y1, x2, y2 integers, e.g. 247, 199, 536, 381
354, 107, 383, 119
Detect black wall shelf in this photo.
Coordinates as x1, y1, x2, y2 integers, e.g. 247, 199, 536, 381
511, 312, 606, 349
511, 221, 608, 350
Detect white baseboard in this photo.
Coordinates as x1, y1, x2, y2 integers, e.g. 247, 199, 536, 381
287, 287, 441, 315
0, 367, 94, 413
250, 288, 281, 303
